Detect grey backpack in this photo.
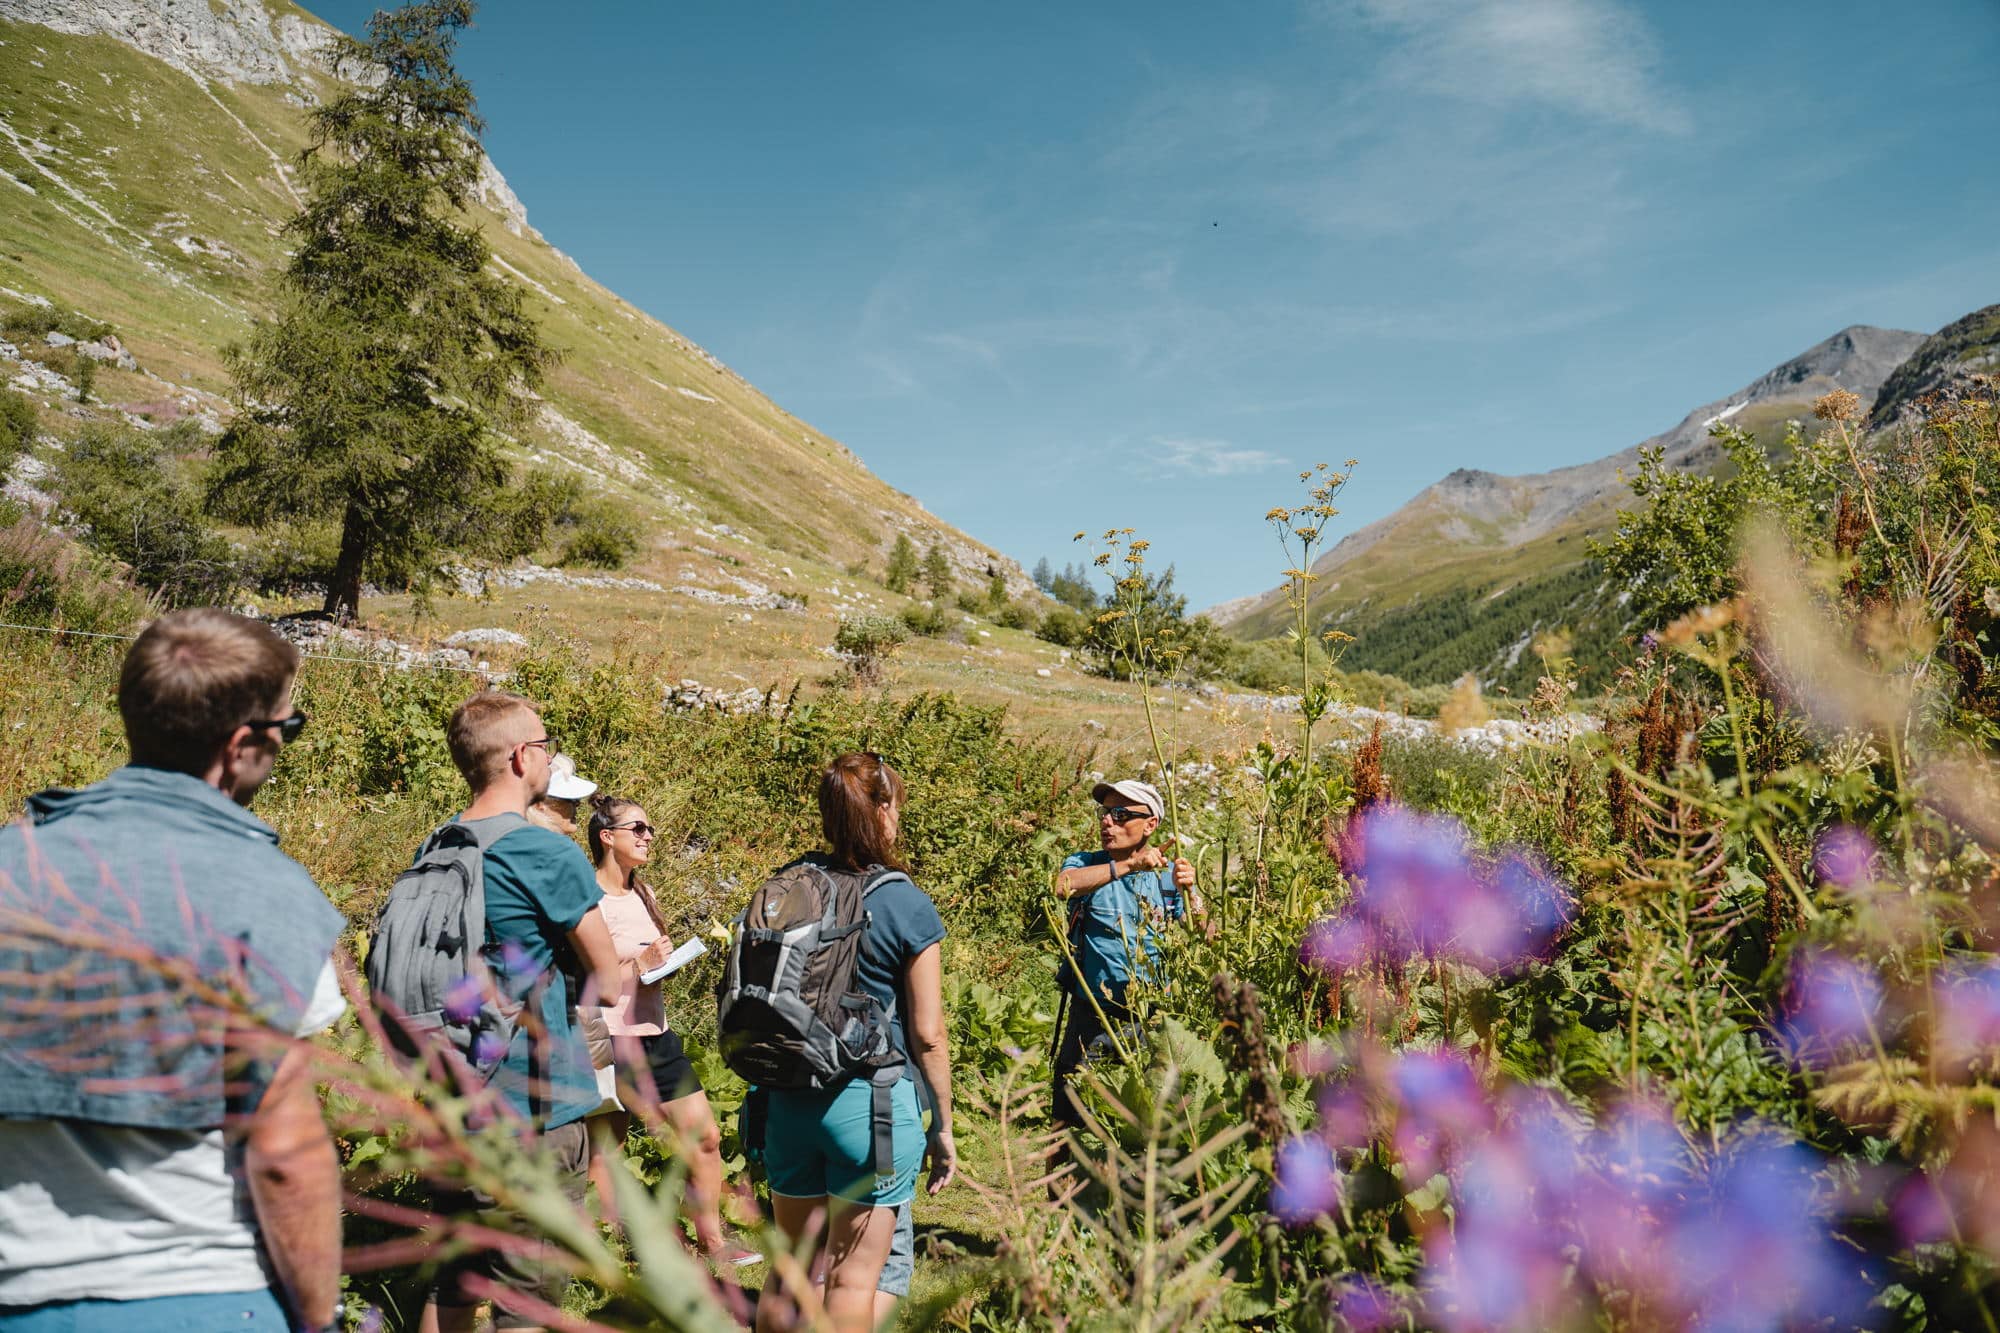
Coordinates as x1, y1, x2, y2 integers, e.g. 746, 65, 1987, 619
366, 814, 529, 1089
717, 858, 910, 1172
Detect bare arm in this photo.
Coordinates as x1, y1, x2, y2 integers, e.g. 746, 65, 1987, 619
567, 904, 622, 1008
904, 942, 957, 1193
1054, 844, 1169, 898
241, 1042, 340, 1330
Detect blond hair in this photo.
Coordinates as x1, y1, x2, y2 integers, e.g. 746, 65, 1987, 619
447, 691, 539, 789
119, 609, 298, 774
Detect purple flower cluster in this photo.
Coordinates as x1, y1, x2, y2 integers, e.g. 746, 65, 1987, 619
1302, 805, 1572, 973
1812, 824, 1879, 889
1777, 947, 1885, 1068
1282, 1049, 1872, 1330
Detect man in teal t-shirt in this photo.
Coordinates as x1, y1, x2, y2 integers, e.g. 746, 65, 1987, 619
1051, 778, 1197, 1133
423, 692, 620, 1333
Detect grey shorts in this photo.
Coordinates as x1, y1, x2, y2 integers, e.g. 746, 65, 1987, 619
878, 1198, 913, 1297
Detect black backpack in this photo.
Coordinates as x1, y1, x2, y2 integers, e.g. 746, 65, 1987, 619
716, 857, 911, 1174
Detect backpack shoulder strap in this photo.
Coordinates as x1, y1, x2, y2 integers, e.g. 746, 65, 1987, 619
861, 866, 913, 898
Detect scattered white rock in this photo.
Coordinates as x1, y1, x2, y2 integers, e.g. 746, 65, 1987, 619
44, 331, 74, 348
262, 616, 478, 673
445, 562, 665, 596
674, 584, 805, 613
1035, 667, 1053, 678
443, 627, 529, 649
663, 679, 774, 716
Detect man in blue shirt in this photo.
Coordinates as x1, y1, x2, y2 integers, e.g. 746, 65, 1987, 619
0, 609, 345, 1332
1051, 779, 1197, 1136
423, 691, 619, 1333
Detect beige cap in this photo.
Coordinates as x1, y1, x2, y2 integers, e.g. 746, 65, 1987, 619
1090, 778, 1163, 820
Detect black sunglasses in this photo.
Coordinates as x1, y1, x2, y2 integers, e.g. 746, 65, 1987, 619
242, 713, 308, 746
607, 820, 655, 839
1100, 806, 1152, 826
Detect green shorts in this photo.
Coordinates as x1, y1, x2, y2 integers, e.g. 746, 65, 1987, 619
765, 1077, 922, 1208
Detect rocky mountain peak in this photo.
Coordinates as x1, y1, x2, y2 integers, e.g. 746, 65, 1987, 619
1742, 324, 1924, 405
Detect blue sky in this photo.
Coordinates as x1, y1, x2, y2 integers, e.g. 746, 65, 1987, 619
315, 0, 2000, 608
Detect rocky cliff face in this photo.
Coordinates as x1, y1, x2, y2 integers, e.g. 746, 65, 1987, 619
0, 0, 536, 238
1868, 304, 2000, 428
0, 0, 325, 84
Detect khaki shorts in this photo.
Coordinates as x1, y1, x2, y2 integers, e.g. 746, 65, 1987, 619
431, 1118, 592, 1330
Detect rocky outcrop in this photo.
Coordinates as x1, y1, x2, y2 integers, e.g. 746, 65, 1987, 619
0, 0, 300, 84
1868, 304, 2000, 428
0, 0, 538, 239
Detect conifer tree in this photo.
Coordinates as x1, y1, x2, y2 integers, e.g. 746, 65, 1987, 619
885, 533, 918, 595
208, 0, 556, 621
922, 542, 953, 600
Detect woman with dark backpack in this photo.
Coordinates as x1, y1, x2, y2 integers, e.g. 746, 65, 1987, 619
751, 753, 956, 1333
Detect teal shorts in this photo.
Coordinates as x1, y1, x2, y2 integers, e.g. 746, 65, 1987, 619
765, 1077, 923, 1208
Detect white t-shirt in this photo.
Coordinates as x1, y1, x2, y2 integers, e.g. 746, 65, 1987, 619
0, 959, 346, 1307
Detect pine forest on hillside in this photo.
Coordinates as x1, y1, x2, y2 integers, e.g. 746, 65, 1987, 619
3, 3, 2000, 1332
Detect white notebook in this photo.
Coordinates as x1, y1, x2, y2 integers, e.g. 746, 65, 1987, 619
639, 937, 708, 985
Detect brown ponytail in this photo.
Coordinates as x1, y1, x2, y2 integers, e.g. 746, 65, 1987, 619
819, 752, 907, 873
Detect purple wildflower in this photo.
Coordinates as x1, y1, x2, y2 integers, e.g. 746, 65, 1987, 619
499, 939, 536, 978
1779, 948, 1884, 1067
1315, 1081, 1373, 1151
471, 1030, 510, 1068
1307, 804, 1574, 972
1889, 1171, 1954, 1249
1388, 1050, 1489, 1178
1813, 824, 1878, 889
442, 974, 483, 1026
1300, 915, 1373, 972
1930, 960, 2000, 1070
1662, 1138, 1870, 1332
1328, 1278, 1403, 1332
1271, 1134, 1340, 1225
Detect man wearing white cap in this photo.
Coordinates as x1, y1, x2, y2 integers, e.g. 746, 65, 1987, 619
1049, 778, 1196, 1135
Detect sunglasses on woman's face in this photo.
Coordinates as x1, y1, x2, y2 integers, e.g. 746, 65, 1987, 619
1099, 806, 1151, 826
608, 820, 655, 840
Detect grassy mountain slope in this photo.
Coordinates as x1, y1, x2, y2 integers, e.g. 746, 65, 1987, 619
0, 5, 1027, 590
0, 4, 1339, 765
1219, 326, 1926, 694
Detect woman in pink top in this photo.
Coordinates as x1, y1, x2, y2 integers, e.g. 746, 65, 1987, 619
587, 795, 747, 1264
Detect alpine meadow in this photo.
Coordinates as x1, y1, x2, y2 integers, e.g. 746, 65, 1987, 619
2, 3, 2000, 1332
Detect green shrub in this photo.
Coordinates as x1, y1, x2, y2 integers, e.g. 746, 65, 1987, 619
1034, 603, 1089, 647
0, 389, 36, 467
994, 598, 1038, 631
557, 497, 643, 569
0, 517, 152, 634
1, 303, 113, 344
52, 421, 250, 605
834, 614, 910, 683
898, 601, 952, 638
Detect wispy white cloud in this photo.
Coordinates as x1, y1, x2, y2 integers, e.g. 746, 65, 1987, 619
1320, 0, 1693, 135
1156, 436, 1288, 476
